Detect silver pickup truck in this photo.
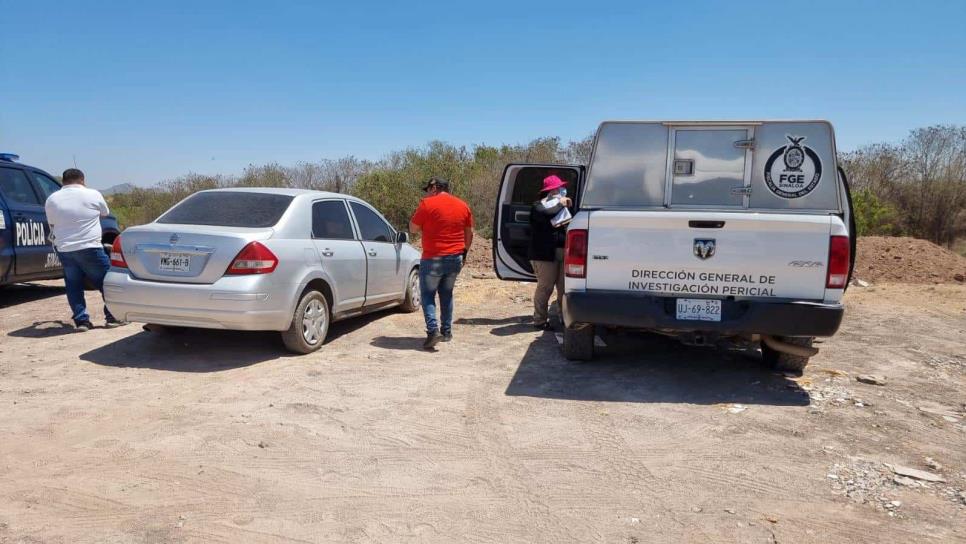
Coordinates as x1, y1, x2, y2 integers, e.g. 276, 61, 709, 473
493, 121, 855, 373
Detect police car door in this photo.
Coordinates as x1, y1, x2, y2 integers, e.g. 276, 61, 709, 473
27, 170, 65, 273
493, 164, 583, 281
0, 165, 55, 278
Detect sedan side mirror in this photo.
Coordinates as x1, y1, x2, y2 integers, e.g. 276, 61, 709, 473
396, 231, 409, 244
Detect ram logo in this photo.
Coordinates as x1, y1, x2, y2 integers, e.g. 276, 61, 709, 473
693, 239, 716, 260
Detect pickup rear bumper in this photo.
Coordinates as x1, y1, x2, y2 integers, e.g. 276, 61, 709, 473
563, 291, 844, 337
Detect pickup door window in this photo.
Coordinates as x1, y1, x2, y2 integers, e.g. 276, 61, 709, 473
312, 199, 365, 313
493, 164, 583, 281
349, 201, 404, 305
0, 167, 56, 277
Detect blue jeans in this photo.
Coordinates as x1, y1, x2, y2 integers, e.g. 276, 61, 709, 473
419, 254, 463, 335
58, 248, 115, 325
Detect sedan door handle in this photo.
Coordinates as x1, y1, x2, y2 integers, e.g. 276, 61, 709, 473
321, 249, 334, 257
368, 251, 377, 257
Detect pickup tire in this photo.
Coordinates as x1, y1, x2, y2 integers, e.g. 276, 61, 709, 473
563, 324, 595, 361
761, 336, 813, 374
399, 268, 420, 313
281, 290, 330, 354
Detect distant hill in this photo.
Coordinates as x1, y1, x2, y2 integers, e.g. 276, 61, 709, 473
101, 183, 136, 196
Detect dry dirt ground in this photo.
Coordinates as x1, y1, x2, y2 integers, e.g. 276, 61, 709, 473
0, 277, 964, 543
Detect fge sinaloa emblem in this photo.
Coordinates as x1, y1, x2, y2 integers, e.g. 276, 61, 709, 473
763, 135, 823, 199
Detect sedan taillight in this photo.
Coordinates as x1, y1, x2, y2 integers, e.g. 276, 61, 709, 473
110, 236, 127, 268
226, 242, 279, 275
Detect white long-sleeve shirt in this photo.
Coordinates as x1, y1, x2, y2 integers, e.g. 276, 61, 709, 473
44, 184, 109, 252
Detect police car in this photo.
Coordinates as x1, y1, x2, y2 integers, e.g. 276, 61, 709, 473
0, 153, 120, 287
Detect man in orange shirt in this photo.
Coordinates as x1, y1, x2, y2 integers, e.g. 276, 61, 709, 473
409, 177, 474, 349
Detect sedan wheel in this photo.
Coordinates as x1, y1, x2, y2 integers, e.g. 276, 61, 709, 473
282, 290, 329, 354
399, 268, 421, 313
302, 299, 327, 345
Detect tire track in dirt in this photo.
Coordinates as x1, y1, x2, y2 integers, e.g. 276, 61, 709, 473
461, 345, 586, 544
568, 401, 709, 542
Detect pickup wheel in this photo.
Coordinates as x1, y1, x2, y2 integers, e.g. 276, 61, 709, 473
563, 324, 595, 361
399, 268, 420, 313
761, 336, 813, 375
282, 290, 329, 354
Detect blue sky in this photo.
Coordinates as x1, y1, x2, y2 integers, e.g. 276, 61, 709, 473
1, 0, 964, 188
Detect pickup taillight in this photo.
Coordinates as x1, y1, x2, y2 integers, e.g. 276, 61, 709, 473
110, 236, 127, 268
826, 235, 850, 288
565, 229, 588, 278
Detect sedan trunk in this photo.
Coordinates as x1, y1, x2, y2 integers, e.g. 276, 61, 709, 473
119, 224, 273, 284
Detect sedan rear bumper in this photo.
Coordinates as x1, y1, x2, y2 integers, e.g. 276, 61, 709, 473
103, 270, 294, 331
563, 290, 844, 337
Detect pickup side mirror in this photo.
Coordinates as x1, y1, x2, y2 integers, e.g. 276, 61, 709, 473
396, 231, 409, 244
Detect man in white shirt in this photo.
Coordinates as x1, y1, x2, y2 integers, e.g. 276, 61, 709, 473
45, 169, 124, 330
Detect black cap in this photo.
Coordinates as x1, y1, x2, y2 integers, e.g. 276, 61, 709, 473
422, 176, 449, 192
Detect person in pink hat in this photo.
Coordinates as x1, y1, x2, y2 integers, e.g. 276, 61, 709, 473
528, 174, 573, 330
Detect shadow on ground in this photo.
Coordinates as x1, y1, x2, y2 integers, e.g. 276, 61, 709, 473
370, 336, 430, 351
80, 328, 291, 372
0, 283, 64, 309
505, 329, 810, 406
326, 308, 398, 343
9, 320, 77, 338
455, 316, 529, 326
456, 315, 544, 336
80, 307, 406, 371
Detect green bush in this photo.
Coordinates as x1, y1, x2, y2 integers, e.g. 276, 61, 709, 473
107, 136, 593, 237
352, 169, 423, 230
852, 188, 903, 236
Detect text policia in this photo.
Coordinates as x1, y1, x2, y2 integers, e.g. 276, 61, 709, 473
628, 269, 777, 297
16, 219, 47, 247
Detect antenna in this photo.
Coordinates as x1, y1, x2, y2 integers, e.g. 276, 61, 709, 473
73, 154, 77, 167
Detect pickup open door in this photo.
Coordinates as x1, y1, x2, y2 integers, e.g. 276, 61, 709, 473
493, 164, 584, 281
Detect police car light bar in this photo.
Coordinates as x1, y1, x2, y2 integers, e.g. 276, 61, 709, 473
0, 153, 20, 162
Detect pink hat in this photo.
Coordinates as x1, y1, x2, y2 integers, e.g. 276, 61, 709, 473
541, 174, 567, 193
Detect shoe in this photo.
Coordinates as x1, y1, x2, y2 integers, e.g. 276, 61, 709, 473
75, 320, 94, 331
423, 331, 443, 350
533, 322, 551, 331
441, 331, 453, 342
104, 319, 127, 329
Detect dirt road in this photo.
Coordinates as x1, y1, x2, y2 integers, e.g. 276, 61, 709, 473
1, 278, 964, 543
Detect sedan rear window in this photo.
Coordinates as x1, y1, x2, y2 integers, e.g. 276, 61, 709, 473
157, 192, 294, 227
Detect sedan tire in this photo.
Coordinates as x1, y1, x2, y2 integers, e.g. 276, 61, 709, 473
399, 268, 421, 313
282, 290, 330, 354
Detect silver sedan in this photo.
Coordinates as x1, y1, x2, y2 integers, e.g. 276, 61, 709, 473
103, 188, 422, 353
